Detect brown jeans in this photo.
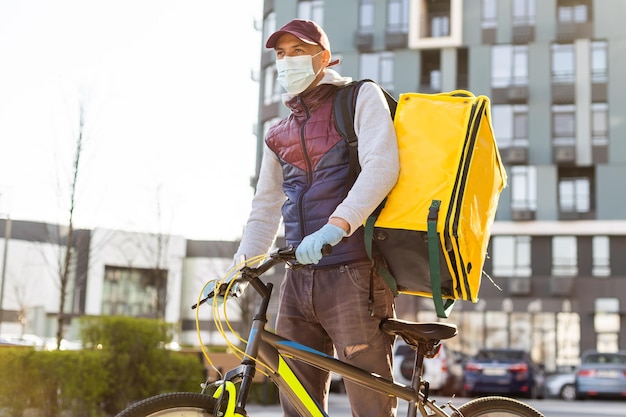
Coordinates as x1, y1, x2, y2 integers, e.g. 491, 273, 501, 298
275, 260, 397, 417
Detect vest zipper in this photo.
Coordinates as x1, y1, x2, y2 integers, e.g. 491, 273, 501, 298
297, 95, 313, 239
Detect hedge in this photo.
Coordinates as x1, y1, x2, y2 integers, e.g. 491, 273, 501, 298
0, 316, 206, 417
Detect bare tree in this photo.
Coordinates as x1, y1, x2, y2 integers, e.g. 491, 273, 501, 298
55, 100, 85, 350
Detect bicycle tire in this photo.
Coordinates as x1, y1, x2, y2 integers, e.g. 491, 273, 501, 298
114, 392, 218, 417
452, 396, 544, 417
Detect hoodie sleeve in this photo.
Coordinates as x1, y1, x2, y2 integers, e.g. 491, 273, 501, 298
330, 81, 399, 235
232, 144, 286, 262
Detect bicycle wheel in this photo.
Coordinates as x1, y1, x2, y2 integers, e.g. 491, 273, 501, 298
115, 392, 218, 417
452, 396, 544, 417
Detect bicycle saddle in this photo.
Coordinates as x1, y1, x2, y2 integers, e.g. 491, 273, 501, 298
380, 318, 457, 346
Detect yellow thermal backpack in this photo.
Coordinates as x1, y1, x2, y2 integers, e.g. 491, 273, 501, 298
334, 80, 507, 318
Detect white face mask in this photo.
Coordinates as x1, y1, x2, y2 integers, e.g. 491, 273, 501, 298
276, 51, 323, 95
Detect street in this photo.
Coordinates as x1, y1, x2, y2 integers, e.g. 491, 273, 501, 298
245, 393, 625, 416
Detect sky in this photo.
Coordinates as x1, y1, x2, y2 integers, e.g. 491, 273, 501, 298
0, 0, 263, 241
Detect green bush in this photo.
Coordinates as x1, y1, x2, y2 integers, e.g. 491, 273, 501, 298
79, 316, 206, 415
0, 317, 206, 417
0, 348, 108, 417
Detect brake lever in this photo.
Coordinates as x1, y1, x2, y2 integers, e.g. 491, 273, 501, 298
191, 291, 213, 309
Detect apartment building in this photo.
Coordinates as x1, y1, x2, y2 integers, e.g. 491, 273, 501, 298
256, 0, 626, 370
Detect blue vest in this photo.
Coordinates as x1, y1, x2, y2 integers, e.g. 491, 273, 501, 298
265, 84, 367, 267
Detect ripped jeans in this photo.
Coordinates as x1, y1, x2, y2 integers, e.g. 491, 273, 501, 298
275, 260, 397, 417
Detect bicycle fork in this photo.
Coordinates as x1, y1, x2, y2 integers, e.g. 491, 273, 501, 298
208, 282, 275, 417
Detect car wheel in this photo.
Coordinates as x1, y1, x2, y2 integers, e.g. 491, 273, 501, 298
575, 389, 586, 401
560, 383, 575, 401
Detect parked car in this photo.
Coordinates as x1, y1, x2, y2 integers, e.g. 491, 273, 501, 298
543, 372, 576, 400
393, 339, 465, 396
575, 349, 626, 400
330, 372, 345, 393
463, 348, 545, 399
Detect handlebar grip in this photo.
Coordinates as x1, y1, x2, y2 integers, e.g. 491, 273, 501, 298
321, 243, 333, 256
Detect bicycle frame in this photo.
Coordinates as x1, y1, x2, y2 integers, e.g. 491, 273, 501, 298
119, 247, 544, 417
208, 277, 452, 417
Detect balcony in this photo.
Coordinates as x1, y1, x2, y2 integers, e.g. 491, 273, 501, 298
385, 31, 408, 49
508, 277, 531, 295
553, 145, 576, 164
354, 31, 374, 52
482, 27, 496, 44
550, 277, 574, 296
503, 146, 528, 165
552, 83, 575, 104
556, 21, 593, 42
507, 86, 529, 103
511, 209, 535, 221
490, 86, 528, 105
591, 82, 608, 103
512, 25, 534, 44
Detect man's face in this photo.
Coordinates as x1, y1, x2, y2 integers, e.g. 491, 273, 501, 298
274, 33, 329, 92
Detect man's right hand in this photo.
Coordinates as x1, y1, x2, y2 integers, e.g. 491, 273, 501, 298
296, 224, 345, 264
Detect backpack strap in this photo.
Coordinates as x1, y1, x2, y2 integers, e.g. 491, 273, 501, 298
333, 80, 399, 297
333, 79, 398, 189
334, 80, 365, 188
427, 200, 456, 318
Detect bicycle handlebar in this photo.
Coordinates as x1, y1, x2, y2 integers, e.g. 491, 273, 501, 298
191, 244, 332, 309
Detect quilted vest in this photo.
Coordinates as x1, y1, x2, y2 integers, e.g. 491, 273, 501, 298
265, 84, 367, 267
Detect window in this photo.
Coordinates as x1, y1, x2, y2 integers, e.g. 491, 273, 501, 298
512, 0, 536, 26
492, 236, 532, 277
591, 103, 608, 146
102, 266, 167, 318
592, 236, 610, 277
387, 0, 409, 33
431, 15, 450, 38
263, 64, 281, 105
358, 0, 375, 33
492, 105, 529, 148
491, 45, 528, 88
591, 41, 608, 83
420, 49, 441, 92
360, 52, 394, 92
559, 178, 590, 213
552, 236, 578, 276
557, 0, 591, 23
594, 298, 620, 352
409, 0, 461, 48
510, 166, 536, 211
481, 0, 497, 28
551, 43, 575, 83
263, 12, 276, 46
298, 0, 324, 24
552, 104, 576, 146
558, 167, 594, 215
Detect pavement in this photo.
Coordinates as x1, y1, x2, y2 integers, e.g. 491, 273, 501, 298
246, 393, 352, 416
244, 393, 420, 416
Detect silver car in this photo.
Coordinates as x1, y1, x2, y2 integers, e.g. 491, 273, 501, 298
575, 350, 626, 400
543, 372, 575, 400
393, 340, 465, 396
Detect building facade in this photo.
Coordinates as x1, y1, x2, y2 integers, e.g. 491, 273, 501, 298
256, 0, 626, 370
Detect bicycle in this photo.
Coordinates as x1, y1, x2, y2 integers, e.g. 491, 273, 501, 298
115, 245, 545, 417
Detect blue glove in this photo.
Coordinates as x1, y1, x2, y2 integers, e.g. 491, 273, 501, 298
296, 224, 346, 264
